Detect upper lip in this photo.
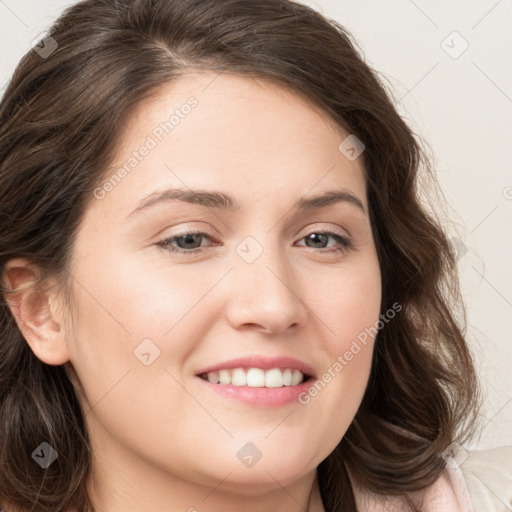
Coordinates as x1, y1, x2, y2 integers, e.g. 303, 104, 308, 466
195, 355, 316, 378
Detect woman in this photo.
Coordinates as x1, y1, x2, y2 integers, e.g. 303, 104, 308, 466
0, 0, 510, 511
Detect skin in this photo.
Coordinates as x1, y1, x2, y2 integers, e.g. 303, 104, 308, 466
3, 72, 381, 512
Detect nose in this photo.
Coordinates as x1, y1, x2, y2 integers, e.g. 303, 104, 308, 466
224, 241, 308, 334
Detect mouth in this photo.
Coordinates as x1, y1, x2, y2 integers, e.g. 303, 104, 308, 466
196, 367, 313, 388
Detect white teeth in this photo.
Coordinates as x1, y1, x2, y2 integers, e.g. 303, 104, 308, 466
291, 369, 303, 386
265, 368, 283, 388
282, 368, 292, 386
247, 368, 265, 387
207, 371, 219, 383
231, 368, 247, 386
201, 367, 306, 387
218, 369, 231, 385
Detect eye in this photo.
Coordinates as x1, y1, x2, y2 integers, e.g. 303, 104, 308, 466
295, 231, 354, 253
156, 230, 216, 254
156, 229, 355, 255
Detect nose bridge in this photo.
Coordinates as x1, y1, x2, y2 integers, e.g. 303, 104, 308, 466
235, 232, 290, 291
224, 232, 307, 333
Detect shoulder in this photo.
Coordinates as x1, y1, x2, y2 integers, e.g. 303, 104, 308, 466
350, 444, 512, 512
458, 445, 512, 512
422, 444, 512, 512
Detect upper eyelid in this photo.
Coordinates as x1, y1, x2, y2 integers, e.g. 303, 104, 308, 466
164, 221, 352, 238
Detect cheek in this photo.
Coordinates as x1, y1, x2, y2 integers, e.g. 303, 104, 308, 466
64, 255, 193, 458
303, 253, 381, 419
315, 252, 382, 353
70, 244, 200, 343
65, 243, 219, 409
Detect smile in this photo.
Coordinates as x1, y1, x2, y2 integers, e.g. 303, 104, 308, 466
198, 367, 308, 387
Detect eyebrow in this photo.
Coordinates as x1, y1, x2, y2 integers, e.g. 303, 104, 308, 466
126, 187, 366, 219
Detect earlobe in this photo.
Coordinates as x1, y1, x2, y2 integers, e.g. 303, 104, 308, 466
1, 257, 70, 366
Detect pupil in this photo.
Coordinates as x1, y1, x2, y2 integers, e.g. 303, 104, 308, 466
178, 234, 201, 249
307, 233, 327, 248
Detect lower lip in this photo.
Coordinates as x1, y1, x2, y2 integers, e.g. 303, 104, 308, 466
195, 375, 316, 407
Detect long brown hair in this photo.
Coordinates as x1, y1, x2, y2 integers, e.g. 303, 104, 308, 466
0, 0, 481, 510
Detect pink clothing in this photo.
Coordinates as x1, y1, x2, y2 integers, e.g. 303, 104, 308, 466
350, 444, 512, 511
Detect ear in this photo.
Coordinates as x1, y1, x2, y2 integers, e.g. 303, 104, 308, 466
2, 257, 70, 366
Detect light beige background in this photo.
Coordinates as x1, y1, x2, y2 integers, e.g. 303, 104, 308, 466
1, 0, 511, 450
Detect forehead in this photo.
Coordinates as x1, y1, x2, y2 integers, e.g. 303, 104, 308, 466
92, 71, 367, 219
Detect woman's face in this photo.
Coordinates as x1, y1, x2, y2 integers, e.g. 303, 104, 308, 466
62, 72, 381, 499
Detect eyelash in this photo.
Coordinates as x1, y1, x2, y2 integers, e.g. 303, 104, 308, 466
156, 229, 355, 255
